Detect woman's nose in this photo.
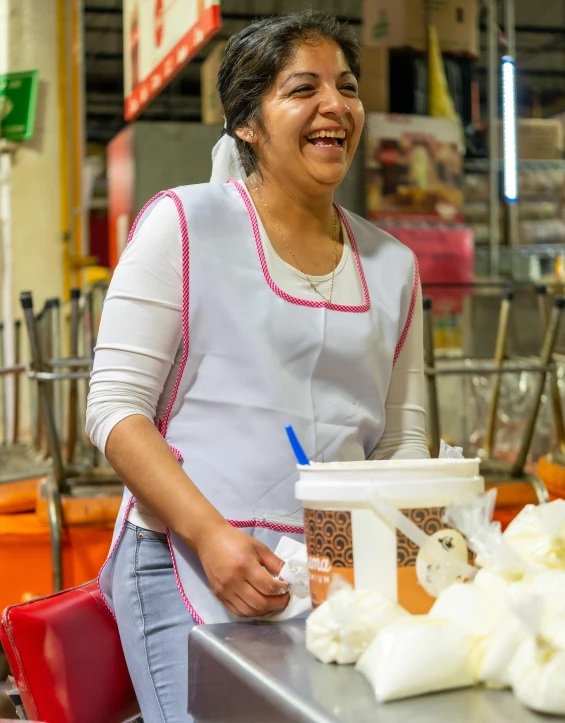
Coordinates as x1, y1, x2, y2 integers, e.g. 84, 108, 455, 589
319, 85, 349, 117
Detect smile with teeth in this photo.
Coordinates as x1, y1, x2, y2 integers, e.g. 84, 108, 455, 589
306, 129, 347, 147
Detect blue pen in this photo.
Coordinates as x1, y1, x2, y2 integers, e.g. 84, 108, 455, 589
285, 424, 310, 466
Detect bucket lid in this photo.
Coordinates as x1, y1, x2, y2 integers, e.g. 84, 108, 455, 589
298, 457, 480, 479
296, 475, 484, 503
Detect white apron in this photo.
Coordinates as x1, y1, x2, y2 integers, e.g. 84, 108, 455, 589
98, 180, 419, 624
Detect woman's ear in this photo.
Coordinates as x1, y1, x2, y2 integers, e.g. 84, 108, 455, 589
235, 126, 257, 144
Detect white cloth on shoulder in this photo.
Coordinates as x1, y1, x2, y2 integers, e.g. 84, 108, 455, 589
210, 131, 244, 183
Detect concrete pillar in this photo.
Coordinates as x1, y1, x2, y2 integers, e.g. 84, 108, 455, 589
1, 0, 62, 441
8, 0, 63, 309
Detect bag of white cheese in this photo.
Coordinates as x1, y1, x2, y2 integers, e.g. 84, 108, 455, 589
503, 499, 565, 572
428, 569, 526, 688
306, 586, 407, 665
356, 616, 477, 702
508, 587, 565, 716
509, 570, 565, 646
478, 613, 526, 689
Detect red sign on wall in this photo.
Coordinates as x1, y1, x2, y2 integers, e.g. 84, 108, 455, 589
378, 223, 475, 313
107, 125, 135, 269
123, 0, 221, 122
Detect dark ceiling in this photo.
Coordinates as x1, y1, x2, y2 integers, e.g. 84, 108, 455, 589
84, 0, 565, 146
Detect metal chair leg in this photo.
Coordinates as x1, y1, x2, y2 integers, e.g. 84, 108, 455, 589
524, 471, 551, 505
20, 292, 66, 492
67, 288, 81, 465
511, 296, 565, 478
45, 472, 64, 592
484, 287, 514, 459
423, 296, 440, 458
35, 311, 48, 459
13, 319, 21, 445
85, 288, 96, 360
84, 288, 102, 467
42, 301, 56, 446
536, 284, 565, 455
50, 298, 64, 440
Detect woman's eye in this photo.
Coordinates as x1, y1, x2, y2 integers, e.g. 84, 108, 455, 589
341, 84, 358, 94
290, 85, 315, 95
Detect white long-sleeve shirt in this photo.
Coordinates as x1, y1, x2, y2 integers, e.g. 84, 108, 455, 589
86, 195, 429, 531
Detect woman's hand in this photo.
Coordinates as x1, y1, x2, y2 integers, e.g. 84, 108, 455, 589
196, 522, 291, 617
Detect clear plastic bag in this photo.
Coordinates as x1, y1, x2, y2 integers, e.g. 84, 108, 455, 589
439, 439, 465, 459
445, 489, 526, 581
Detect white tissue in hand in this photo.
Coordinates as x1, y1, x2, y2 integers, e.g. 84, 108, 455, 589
266, 537, 311, 622
510, 638, 565, 716
356, 616, 476, 702
306, 588, 407, 665
277, 539, 309, 599
503, 500, 565, 572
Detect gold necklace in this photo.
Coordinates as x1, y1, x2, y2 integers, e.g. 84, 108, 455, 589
252, 182, 339, 304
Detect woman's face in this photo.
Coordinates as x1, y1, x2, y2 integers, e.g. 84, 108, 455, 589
242, 39, 364, 193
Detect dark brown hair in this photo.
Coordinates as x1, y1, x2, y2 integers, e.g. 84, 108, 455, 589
217, 10, 361, 177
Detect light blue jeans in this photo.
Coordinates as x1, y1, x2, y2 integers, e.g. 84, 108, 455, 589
112, 522, 197, 723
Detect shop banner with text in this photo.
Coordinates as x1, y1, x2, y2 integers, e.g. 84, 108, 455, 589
123, 0, 221, 121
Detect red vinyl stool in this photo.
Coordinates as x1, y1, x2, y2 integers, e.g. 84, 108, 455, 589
0, 581, 140, 723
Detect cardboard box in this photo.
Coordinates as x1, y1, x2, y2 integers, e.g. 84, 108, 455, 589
363, 0, 478, 57
201, 41, 227, 125
496, 119, 563, 160
359, 46, 389, 113
365, 113, 464, 221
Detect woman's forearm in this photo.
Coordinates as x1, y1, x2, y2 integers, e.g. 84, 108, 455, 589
105, 414, 228, 551
105, 414, 290, 616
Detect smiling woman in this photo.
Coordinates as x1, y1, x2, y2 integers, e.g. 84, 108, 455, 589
244, 39, 363, 194
86, 10, 429, 723
215, 13, 366, 282
218, 12, 361, 180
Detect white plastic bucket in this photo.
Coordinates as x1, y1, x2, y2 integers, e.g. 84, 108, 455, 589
295, 458, 484, 614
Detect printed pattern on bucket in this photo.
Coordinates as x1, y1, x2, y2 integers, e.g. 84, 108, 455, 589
397, 507, 446, 566
396, 507, 471, 567
396, 506, 471, 614
304, 509, 355, 607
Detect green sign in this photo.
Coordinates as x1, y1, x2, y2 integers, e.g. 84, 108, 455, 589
0, 70, 39, 142
372, 10, 389, 41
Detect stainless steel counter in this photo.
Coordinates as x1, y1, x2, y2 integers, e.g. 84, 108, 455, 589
188, 620, 553, 723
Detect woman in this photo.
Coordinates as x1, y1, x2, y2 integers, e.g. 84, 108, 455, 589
87, 10, 429, 722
